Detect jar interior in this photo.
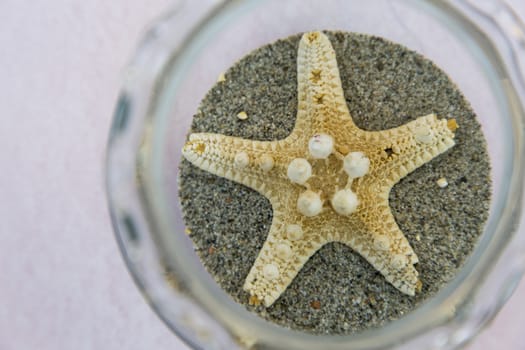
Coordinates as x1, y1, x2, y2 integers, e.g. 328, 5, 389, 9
135, 0, 519, 348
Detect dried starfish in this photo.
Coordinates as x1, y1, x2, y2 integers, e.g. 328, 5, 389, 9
182, 31, 457, 307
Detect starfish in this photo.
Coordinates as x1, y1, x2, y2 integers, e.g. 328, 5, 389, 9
182, 31, 457, 307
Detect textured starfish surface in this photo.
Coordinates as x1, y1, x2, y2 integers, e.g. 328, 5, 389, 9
182, 31, 457, 307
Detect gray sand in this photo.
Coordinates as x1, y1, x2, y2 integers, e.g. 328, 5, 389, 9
178, 32, 491, 334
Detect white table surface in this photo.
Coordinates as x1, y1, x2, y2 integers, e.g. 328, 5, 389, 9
1, 1, 524, 349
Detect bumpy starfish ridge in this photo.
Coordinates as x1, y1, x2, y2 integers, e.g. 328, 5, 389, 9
182, 31, 457, 307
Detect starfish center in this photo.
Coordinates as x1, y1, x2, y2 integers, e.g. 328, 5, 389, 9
288, 133, 370, 218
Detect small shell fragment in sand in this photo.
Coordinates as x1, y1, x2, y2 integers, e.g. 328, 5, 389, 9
237, 111, 248, 120
436, 177, 449, 188
310, 300, 321, 309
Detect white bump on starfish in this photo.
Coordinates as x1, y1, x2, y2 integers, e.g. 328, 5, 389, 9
234, 151, 249, 169
414, 125, 434, 144
374, 235, 391, 251
275, 243, 292, 259
343, 152, 370, 179
258, 154, 274, 172
297, 190, 323, 217
287, 158, 312, 185
331, 189, 359, 215
263, 264, 280, 280
308, 133, 334, 159
286, 224, 304, 241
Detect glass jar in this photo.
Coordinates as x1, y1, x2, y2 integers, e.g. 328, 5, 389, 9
106, 0, 525, 349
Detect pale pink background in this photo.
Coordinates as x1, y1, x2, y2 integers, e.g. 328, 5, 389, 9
1, 1, 524, 349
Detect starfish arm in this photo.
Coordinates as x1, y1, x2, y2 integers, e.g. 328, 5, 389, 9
243, 195, 327, 307
367, 114, 457, 186
339, 200, 419, 295
182, 132, 302, 195
291, 31, 355, 142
